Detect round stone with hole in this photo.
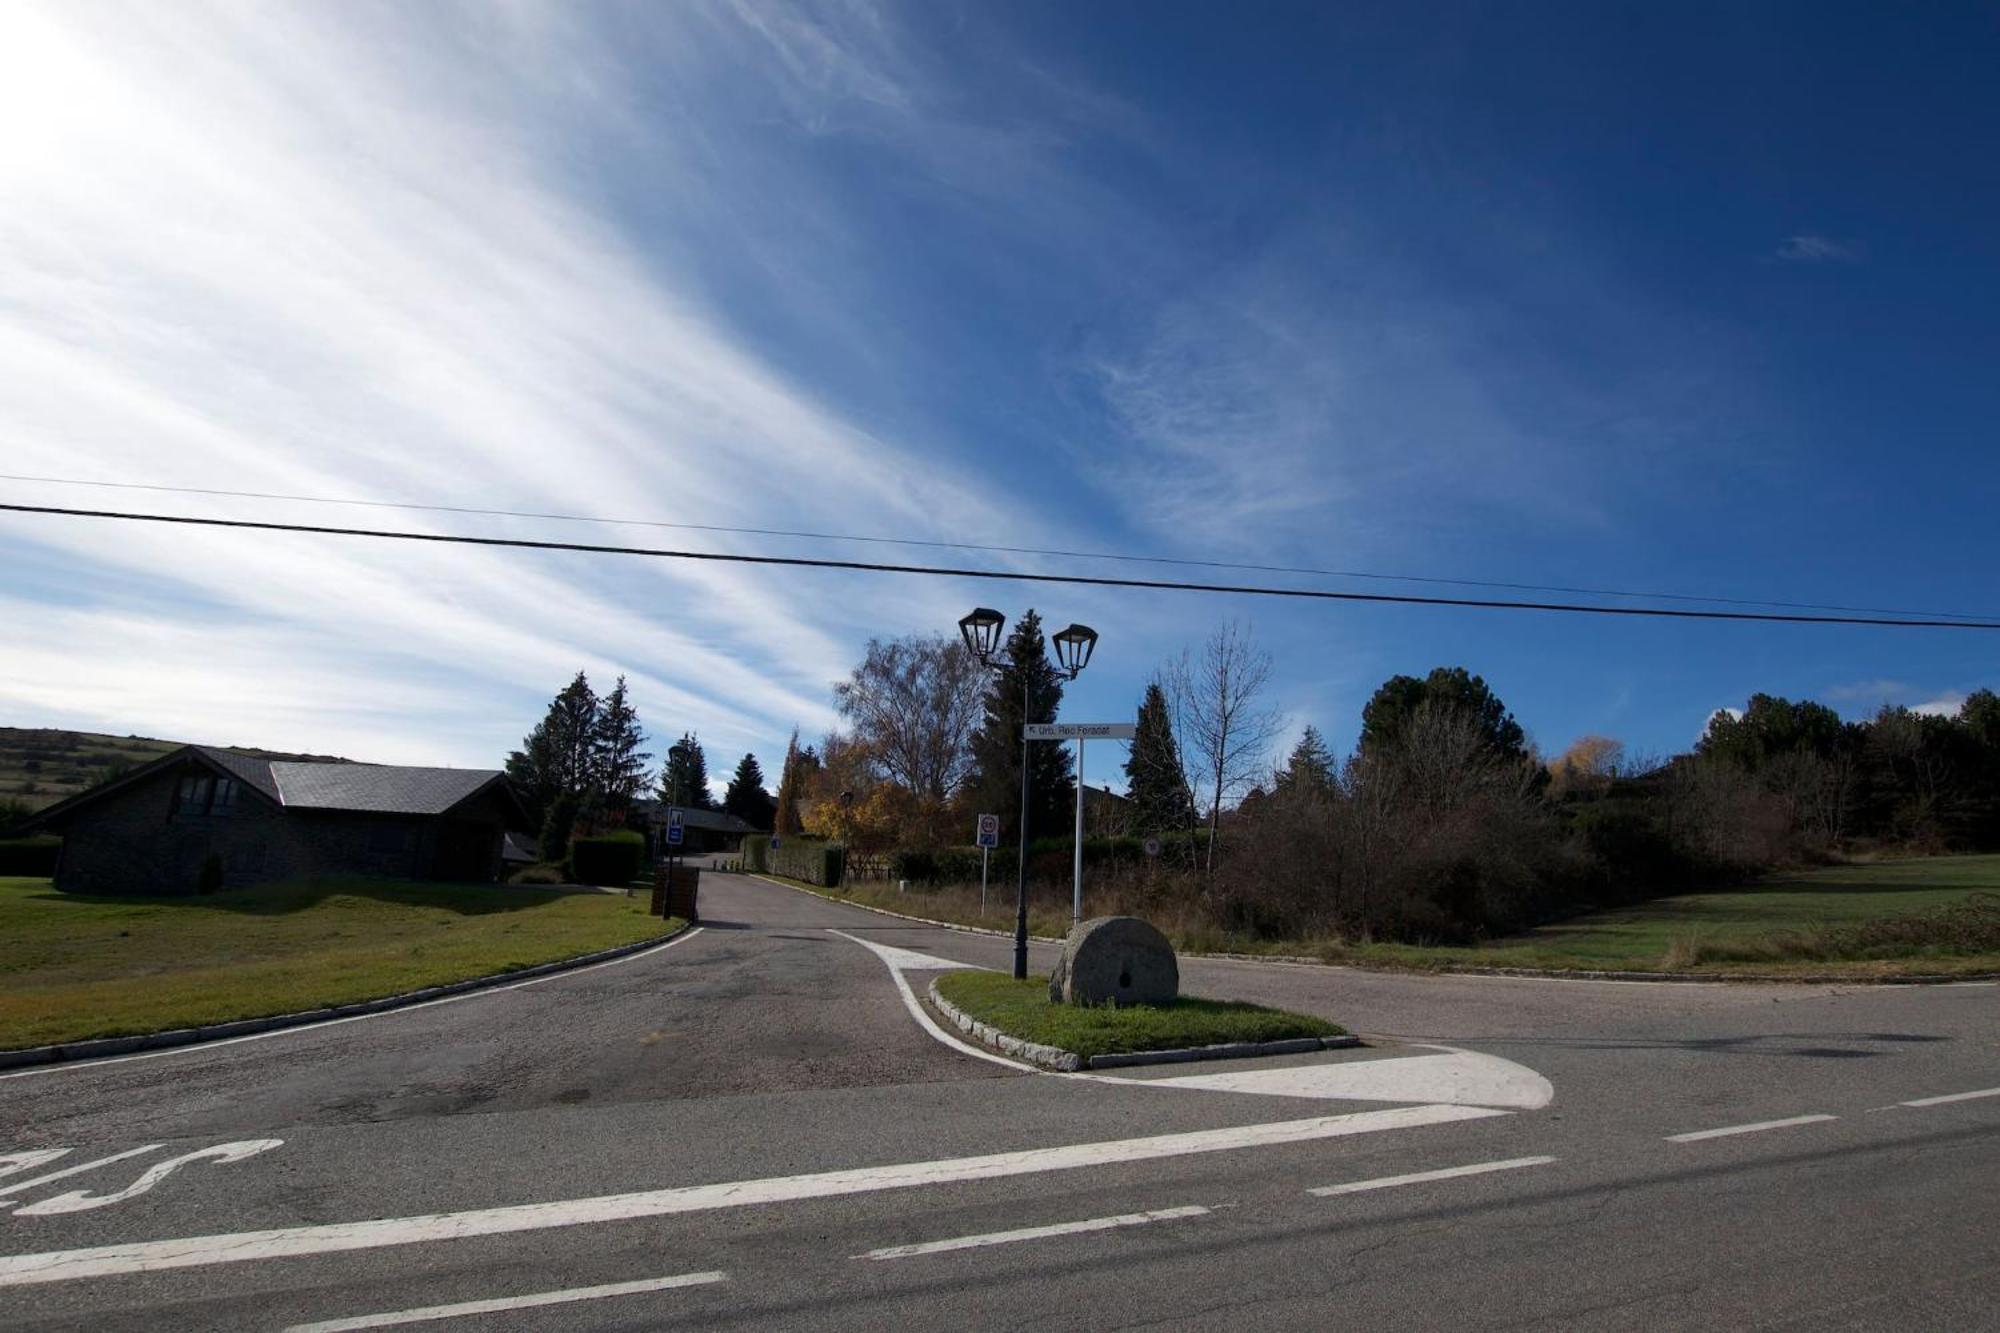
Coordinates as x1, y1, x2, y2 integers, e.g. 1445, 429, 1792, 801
1048, 915, 1178, 1007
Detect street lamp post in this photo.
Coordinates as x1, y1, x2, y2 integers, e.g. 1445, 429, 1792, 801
958, 608, 1098, 981
837, 788, 855, 889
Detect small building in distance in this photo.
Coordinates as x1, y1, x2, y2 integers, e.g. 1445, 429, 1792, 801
26, 745, 530, 894
630, 799, 764, 856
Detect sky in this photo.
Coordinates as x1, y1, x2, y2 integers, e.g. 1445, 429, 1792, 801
3, 1, 1998, 799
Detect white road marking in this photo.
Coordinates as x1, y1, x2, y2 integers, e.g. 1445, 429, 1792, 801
1309, 1155, 1557, 1197
282, 1270, 728, 1331
0, 928, 706, 1082
14, 1140, 282, 1215
857, 1205, 1210, 1260
0, 1104, 1505, 1287
0, 1146, 162, 1209
1665, 1114, 1838, 1143
1901, 1086, 2000, 1108
1137, 1047, 1554, 1110
825, 929, 980, 974
0, 1151, 69, 1182
826, 929, 1036, 1072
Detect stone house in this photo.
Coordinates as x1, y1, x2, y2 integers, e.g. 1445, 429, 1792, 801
27, 745, 529, 894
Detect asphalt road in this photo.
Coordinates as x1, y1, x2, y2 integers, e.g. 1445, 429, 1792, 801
2, 870, 1995, 1330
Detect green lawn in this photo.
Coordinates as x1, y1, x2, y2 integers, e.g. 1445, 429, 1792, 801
934, 969, 1343, 1062
0, 876, 679, 1050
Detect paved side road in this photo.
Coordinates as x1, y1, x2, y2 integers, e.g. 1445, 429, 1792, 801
2, 870, 1996, 1330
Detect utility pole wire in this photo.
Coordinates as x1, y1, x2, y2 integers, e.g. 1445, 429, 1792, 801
3, 471, 1987, 622
5, 501, 1999, 630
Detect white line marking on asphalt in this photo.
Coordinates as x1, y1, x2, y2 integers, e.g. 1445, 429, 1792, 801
857, 1205, 1210, 1260
281, 1270, 729, 1331
14, 1140, 282, 1216
0, 1152, 70, 1182
0, 1146, 163, 1209
1143, 1048, 1554, 1110
1901, 1086, 2000, 1108
0, 928, 706, 1082
1309, 1156, 1557, 1197
826, 929, 1036, 1072
1665, 1114, 1838, 1143
0, 1104, 1505, 1287
825, 928, 980, 974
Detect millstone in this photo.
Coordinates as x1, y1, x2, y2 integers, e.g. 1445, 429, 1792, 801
1048, 915, 1178, 1006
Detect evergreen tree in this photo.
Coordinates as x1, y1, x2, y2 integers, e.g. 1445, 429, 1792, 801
1360, 667, 1525, 763
506, 670, 599, 829
963, 609, 1075, 841
592, 676, 651, 815
657, 731, 715, 809
1273, 725, 1337, 797
724, 752, 776, 828
1125, 681, 1194, 834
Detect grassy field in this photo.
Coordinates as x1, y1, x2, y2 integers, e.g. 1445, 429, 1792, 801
934, 969, 1342, 1062
797, 855, 2000, 978
0, 876, 679, 1050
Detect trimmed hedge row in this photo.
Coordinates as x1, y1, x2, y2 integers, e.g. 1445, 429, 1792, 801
771, 838, 845, 886
889, 830, 1211, 887
0, 836, 60, 877
569, 829, 645, 887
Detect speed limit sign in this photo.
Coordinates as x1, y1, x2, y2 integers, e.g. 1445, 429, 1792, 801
975, 813, 1001, 848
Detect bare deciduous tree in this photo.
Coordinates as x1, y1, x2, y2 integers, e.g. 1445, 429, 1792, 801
1166, 620, 1281, 875
832, 634, 987, 802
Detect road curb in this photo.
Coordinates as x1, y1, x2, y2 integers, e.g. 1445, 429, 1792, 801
0, 921, 695, 1072
924, 976, 1360, 1073
754, 876, 2000, 987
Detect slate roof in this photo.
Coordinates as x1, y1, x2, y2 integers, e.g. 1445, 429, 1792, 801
269, 762, 504, 815
190, 746, 284, 803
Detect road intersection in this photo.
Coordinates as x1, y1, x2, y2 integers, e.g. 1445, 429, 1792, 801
2, 870, 1995, 1329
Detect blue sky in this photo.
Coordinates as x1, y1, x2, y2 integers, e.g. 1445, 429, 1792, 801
2, 2, 1997, 796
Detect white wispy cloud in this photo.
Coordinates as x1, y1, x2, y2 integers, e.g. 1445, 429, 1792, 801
0, 1, 1063, 766
1775, 233, 1862, 263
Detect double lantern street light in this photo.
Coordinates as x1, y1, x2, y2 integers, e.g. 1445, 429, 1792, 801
957, 607, 1098, 981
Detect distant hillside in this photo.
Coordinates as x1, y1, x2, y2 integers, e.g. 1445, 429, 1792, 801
0, 727, 349, 816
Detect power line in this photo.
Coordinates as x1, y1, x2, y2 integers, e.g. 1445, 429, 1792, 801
5, 500, 1998, 631
2, 471, 1983, 623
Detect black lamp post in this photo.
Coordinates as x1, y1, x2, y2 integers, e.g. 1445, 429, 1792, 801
958, 607, 1097, 980
666, 740, 689, 867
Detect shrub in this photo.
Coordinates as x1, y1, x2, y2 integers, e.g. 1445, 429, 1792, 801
770, 837, 844, 886
508, 862, 566, 886
568, 830, 644, 886
0, 836, 60, 877
741, 835, 769, 873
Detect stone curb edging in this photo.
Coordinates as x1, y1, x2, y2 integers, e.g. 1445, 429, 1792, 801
758, 876, 2000, 987
0, 921, 695, 1072
923, 975, 1360, 1073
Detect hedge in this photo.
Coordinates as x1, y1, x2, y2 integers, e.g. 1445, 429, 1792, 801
768, 837, 844, 886
889, 831, 1211, 887
569, 830, 645, 886
0, 836, 60, 877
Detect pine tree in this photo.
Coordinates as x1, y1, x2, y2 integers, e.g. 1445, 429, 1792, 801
724, 753, 776, 828
658, 731, 715, 809
1273, 725, 1337, 797
963, 609, 1075, 842
1125, 681, 1194, 834
592, 676, 651, 816
506, 670, 598, 829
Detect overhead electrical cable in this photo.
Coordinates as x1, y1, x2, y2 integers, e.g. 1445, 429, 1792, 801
4, 501, 1997, 631
1, 472, 1984, 622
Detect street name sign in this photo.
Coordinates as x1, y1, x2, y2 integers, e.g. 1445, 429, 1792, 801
1023, 722, 1136, 741
975, 813, 1001, 848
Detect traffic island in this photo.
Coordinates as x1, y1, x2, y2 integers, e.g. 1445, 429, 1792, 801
930, 969, 1354, 1072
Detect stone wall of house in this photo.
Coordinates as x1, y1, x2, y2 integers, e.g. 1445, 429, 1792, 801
51, 764, 292, 895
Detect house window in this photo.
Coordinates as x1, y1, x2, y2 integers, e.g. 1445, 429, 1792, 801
212, 779, 238, 813
175, 775, 214, 814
